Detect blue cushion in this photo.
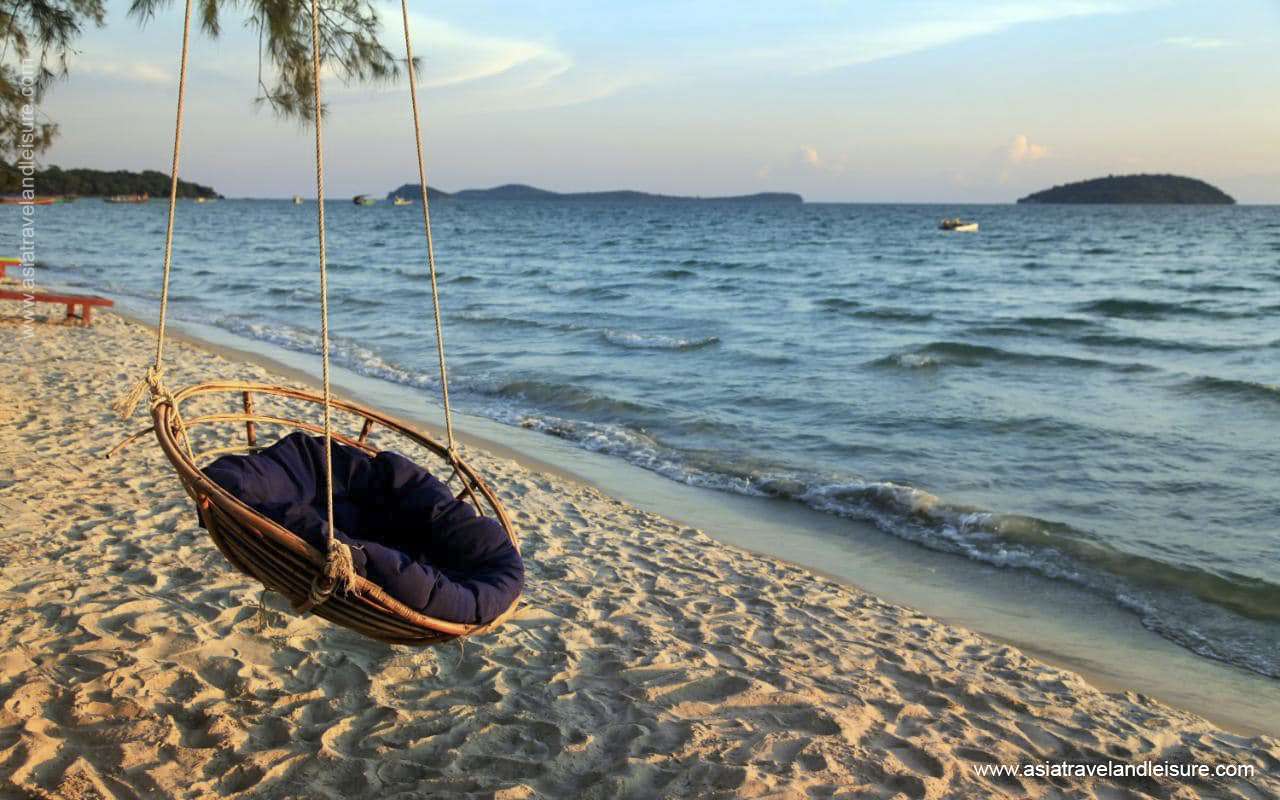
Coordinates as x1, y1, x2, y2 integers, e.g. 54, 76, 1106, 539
203, 432, 523, 625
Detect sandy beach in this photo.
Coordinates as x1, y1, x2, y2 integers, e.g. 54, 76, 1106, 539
1, 303, 1277, 799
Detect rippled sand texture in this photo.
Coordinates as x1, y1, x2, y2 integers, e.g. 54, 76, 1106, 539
1, 306, 1277, 799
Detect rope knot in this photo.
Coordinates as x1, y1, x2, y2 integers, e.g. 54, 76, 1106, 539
113, 365, 165, 420
305, 539, 358, 610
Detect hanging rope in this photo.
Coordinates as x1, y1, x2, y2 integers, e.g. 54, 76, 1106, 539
399, 0, 456, 455
112, 0, 196, 463
302, 0, 357, 608
114, 0, 455, 609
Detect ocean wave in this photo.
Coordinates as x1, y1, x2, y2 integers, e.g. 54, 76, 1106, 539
214, 316, 440, 391
815, 297, 861, 311
454, 312, 584, 333
872, 353, 941, 370
388, 267, 459, 290
963, 325, 1034, 338
1190, 282, 1259, 294
513, 413, 696, 476
963, 316, 1101, 339
502, 411, 784, 499
323, 260, 366, 272
656, 268, 697, 279
1076, 297, 1238, 320
498, 409, 1280, 676
457, 314, 720, 353
1180, 376, 1280, 406
601, 329, 720, 351
565, 285, 629, 301
1016, 315, 1097, 330
679, 257, 749, 270
791, 479, 1280, 674
1076, 334, 1242, 353
493, 380, 661, 419
265, 286, 318, 302
740, 351, 799, 367
1076, 298, 1182, 318
871, 341, 1148, 372
850, 307, 934, 322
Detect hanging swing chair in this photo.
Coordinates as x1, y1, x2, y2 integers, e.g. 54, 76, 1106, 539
112, 0, 521, 647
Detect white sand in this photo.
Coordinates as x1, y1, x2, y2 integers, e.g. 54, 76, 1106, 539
1, 305, 1277, 799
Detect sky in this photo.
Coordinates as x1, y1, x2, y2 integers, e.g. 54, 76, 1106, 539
22, 0, 1280, 201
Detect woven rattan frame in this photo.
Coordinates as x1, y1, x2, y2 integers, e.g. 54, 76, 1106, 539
150, 381, 520, 646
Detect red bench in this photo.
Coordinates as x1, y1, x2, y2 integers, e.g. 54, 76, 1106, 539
0, 289, 114, 326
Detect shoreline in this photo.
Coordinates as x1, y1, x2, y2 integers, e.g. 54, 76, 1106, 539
2, 305, 1277, 797
119, 306, 1279, 739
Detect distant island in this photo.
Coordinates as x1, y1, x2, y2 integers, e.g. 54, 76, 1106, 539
1017, 174, 1233, 205
387, 182, 803, 204
0, 162, 221, 199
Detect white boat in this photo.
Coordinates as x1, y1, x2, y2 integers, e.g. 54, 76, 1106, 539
939, 218, 978, 232
292, 195, 304, 204
105, 193, 150, 204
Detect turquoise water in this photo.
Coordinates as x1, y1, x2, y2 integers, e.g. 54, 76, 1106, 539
8, 199, 1279, 678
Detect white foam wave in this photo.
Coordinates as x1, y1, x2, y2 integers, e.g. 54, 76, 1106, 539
215, 316, 440, 391
602, 329, 720, 351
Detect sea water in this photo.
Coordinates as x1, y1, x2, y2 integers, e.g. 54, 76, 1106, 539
10, 198, 1279, 680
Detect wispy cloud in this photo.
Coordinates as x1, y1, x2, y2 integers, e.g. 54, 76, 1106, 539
325, 6, 634, 112
122, 4, 624, 113
71, 59, 172, 85
1162, 36, 1231, 50
393, 13, 571, 91
750, 1, 1154, 73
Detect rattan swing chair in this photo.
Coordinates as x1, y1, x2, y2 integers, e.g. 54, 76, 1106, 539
111, 0, 520, 647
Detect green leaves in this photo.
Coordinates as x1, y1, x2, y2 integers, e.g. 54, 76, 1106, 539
0, 1, 104, 160
129, 0, 402, 121
0, 0, 404, 161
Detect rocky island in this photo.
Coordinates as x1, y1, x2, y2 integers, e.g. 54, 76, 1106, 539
0, 162, 222, 199
387, 182, 803, 203
1017, 174, 1233, 204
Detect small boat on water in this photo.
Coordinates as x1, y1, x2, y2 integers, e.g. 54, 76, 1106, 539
353, 194, 377, 206
292, 195, 304, 204
939, 218, 978, 232
106, 193, 150, 204
393, 196, 413, 206
0, 196, 70, 205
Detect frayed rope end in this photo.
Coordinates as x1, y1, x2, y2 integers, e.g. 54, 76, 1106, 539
321, 539, 358, 597
112, 367, 161, 420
